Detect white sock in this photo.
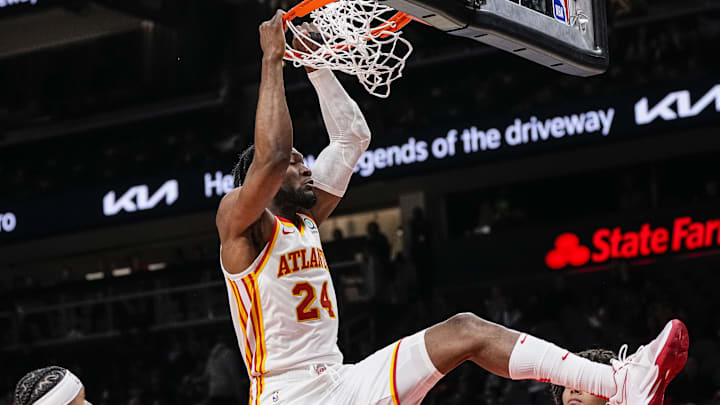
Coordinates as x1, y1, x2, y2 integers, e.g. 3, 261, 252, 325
508, 334, 616, 399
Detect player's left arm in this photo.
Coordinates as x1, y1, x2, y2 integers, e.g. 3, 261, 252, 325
294, 28, 371, 225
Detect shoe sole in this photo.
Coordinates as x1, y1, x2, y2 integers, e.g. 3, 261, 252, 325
647, 319, 690, 405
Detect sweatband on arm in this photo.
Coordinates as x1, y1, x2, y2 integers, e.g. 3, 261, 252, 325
308, 69, 371, 197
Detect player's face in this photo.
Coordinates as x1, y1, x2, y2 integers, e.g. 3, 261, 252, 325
276, 149, 317, 209
562, 388, 606, 405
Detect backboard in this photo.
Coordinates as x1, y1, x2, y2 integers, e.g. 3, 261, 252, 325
378, 0, 609, 76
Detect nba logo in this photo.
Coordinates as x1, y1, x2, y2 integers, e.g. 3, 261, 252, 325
553, 0, 568, 23
272, 391, 280, 403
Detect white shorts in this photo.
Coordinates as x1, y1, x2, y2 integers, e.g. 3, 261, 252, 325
255, 330, 444, 405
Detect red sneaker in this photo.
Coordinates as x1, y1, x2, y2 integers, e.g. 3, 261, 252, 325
609, 319, 689, 405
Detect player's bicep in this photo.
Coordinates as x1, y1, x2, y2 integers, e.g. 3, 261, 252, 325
308, 188, 342, 225
217, 160, 285, 240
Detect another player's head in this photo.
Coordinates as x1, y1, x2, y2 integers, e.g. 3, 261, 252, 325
15, 366, 92, 405
550, 349, 617, 405
232, 144, 317, 210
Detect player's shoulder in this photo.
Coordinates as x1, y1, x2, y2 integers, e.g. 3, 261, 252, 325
217, 196, 275, 242
216, 188, 239, 226
220, 209, 277, 272
217, 188, 244, 213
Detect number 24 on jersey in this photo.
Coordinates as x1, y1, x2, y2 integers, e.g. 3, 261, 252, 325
292, 281, 336, 322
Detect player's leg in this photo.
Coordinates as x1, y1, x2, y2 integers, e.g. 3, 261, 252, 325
424, 313, 614, 396
424, 313, 518, 377
424, 313, 689, 404
323, 329, 442, 405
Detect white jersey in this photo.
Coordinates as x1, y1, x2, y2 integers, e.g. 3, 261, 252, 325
221, 213, 343, 389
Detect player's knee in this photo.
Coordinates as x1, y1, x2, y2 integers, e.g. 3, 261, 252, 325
445, 312, 492, 348
446, 312, 483, 328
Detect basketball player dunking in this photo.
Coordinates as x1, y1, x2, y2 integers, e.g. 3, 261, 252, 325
215, 10, 689, 405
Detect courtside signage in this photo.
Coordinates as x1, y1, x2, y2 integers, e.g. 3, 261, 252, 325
0, 212, 16, 232
0, 0, 38, 8
546, 216, 720, 269
305, 107, 617, 178
303, 80, 719, 180
2, 79, 720, 244
203, 171, 234, 197
635, 84, 720, 125
103, 180, 179, 216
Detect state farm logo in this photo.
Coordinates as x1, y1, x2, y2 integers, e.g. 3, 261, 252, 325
546, 216, 720, 269
545, 233, 590, 269
103, 180, 179, 216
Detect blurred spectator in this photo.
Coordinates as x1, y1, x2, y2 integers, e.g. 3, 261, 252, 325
204, 338, 245, 405
366, 221, 393, 300
366, 222, 391, 263
409, 207, 433, 302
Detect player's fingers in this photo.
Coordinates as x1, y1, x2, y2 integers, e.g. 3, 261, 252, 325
268, 12, 278, 25
272, 9, 285, 24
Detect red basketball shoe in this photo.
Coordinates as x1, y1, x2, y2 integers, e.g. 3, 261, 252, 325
609, 319, 689, 405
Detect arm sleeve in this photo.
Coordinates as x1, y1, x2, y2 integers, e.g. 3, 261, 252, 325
308, 69, 371, 197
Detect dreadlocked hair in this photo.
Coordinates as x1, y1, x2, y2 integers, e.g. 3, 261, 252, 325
232, 144, 255, 188
549, 348, 617, 405
14, 366, 69, 405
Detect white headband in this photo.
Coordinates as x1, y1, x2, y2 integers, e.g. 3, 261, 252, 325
33, 370, 82, 405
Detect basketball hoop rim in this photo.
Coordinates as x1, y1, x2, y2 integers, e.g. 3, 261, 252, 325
283, 0, 415, 25
282, 0, 417, 55
280, 0, 417, 98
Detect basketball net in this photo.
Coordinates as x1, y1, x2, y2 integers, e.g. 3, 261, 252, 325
284, 0, 413, 98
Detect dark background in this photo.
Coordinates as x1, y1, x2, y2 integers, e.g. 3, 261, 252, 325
1, 0, 719, 404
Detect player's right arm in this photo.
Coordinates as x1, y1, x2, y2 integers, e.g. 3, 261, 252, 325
216, 10, 292, 270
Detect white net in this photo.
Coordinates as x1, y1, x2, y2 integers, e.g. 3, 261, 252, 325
284, 0, 413, 98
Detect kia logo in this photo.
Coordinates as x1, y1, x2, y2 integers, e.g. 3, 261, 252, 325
103, 180, 179, 216
635, 84, 720, 125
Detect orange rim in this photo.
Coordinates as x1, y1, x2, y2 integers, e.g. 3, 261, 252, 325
283, 0, 412, 58
283, 0, 338, 22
